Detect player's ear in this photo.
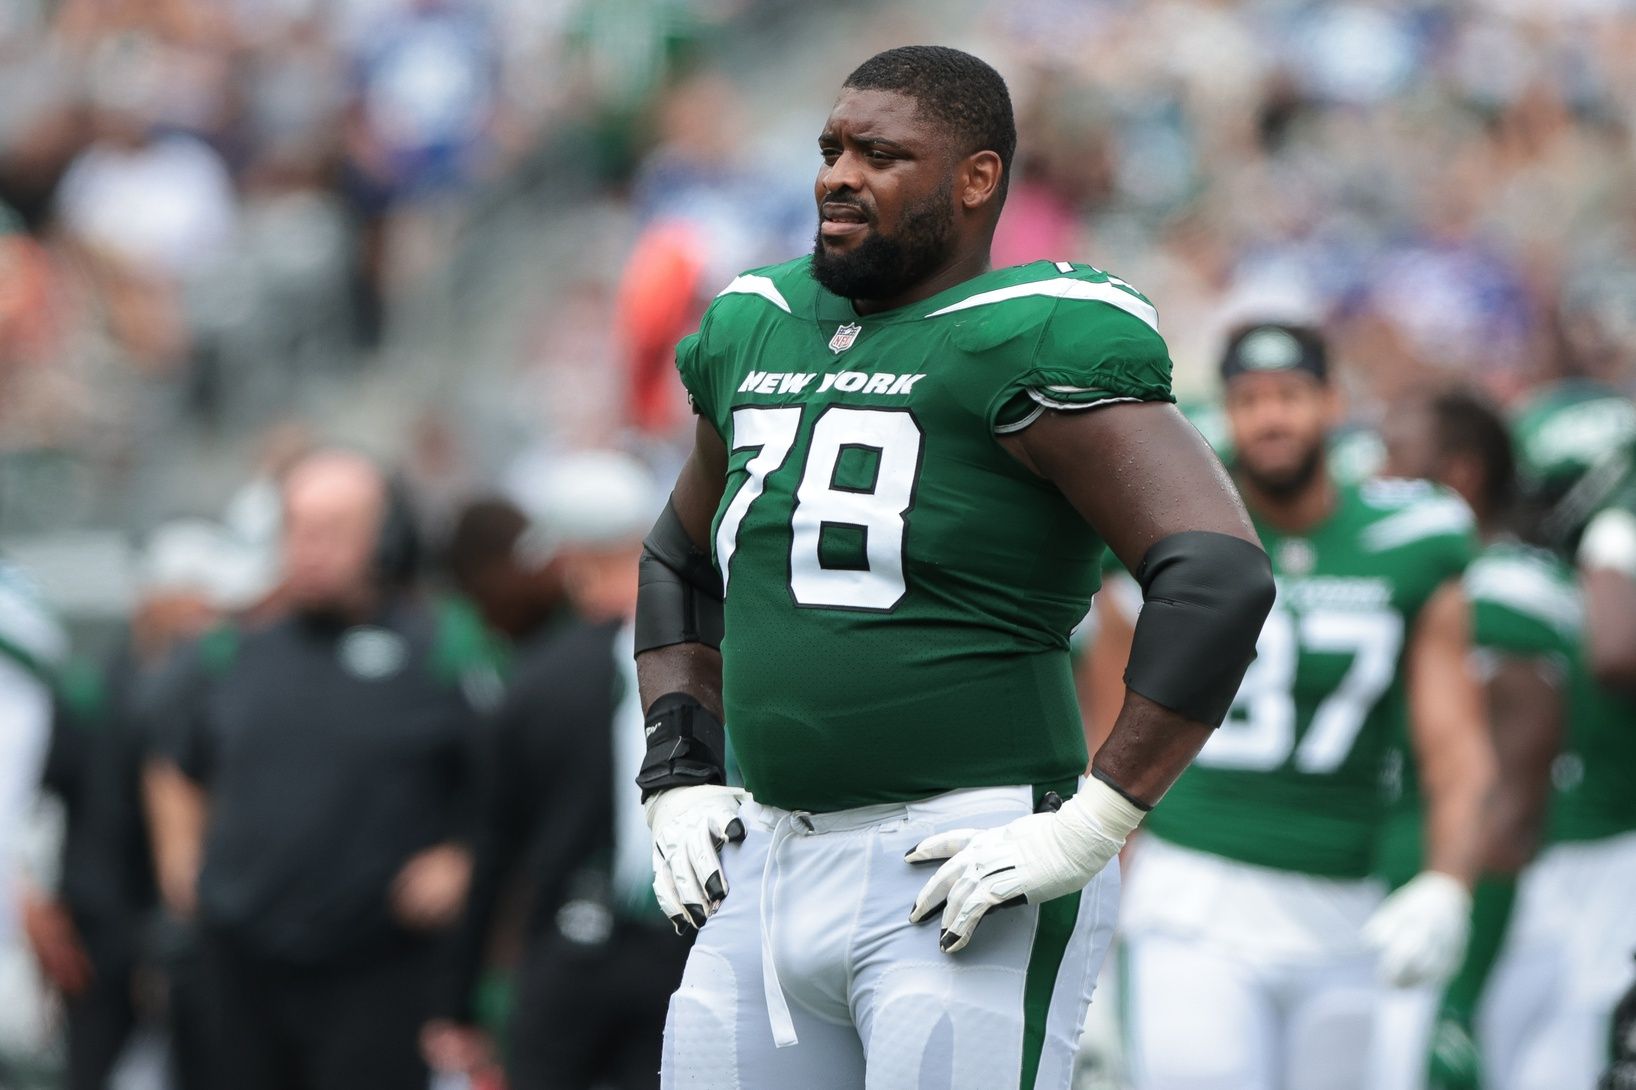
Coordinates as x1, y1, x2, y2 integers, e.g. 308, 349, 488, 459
960, 151, 1003, 211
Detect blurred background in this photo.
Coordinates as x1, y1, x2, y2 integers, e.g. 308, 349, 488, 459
3, 0, 1634, 631
0, 0, 1633, 1088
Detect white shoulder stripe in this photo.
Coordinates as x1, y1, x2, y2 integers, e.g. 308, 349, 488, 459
922, 277, 1159, 331
1362, 498, 1474, 552
0, 579, 66, 668
716, 274, 791, 314
1465, 561, 1582, 635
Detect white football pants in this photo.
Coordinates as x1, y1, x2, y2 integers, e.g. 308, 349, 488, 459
1482, 830, 1636, 1090
1367, 984, 1440, 1090
1120, 836, 1385, 1090
660, 784, 1120, 1090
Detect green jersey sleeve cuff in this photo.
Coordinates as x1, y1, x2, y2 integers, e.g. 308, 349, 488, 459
675, 327, 714, 423
987, 294, 1175, 435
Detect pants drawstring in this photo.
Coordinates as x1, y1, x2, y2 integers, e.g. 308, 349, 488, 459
759, 810, 807, 1047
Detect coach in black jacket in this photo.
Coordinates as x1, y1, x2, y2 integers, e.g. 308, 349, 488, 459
146, 451, 498, 1090
427, 451, 691, 1090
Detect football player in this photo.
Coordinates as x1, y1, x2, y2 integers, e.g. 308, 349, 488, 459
1117, 323, 1495, 1090
1371, 388, 1574, 1090
632, 46, 1276, 1089
1482, 383, 1636, 1090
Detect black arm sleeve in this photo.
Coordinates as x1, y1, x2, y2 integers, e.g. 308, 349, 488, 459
635, 499, 723, 654
1123, 530, 1276, 726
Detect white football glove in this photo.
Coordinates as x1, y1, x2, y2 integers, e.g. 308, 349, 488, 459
907, 779, 1144, 953
1363, 871, 1472, 987
645, 784, 747, 932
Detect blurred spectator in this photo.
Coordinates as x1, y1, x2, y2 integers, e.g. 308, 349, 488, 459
618, 71, 808, 437
54, 44, 238, 373
0, 200, 80, 449
425, 450, 686, 1090
142, 450, 501, 1090
25, 518, 258, 1090
343, 0, 502, 339
345, 0, 499, 206
441, 495, 567, 644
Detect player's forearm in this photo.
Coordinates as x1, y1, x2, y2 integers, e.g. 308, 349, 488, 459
1479, 659, 1562, 873
143, 761, 208, 916
1090, 691, 1215, 808
1094, 532, 1274, 806
636, 644, 724, 720
1408, 582, 1493, 885
1419, 733, 1495, 886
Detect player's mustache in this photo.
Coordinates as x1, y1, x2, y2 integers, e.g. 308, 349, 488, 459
821, 196, 874, 222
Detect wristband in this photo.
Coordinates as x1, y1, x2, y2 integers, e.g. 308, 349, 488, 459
635, 692, 728, 801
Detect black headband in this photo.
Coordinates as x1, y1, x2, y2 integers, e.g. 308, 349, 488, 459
1219, 323, 1329, 386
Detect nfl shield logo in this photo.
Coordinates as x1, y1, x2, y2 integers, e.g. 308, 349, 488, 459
829, 323, 862, 354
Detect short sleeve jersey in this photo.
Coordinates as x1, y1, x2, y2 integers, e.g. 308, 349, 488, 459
1145, 479, 1477, 878
1376, 540, 1580, 885
676, 256, 1175, 812
1555, 490, 1636, 843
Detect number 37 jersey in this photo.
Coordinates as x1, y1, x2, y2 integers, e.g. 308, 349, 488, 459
1144, 479, 1477, 878
677, 256, 1175, 812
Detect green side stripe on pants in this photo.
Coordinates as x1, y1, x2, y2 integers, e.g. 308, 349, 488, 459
1019, 889, 1082, 1089
1018, 777, 1084, 1089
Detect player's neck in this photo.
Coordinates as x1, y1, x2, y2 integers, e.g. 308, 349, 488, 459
1241, 474, 1337, 535
851, 249, 992, 315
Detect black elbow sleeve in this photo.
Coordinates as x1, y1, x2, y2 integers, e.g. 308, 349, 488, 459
1123, 530, 1276, 726
636, 500, 725, 654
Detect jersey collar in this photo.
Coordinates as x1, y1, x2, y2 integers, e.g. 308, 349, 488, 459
808, 261, 1015, 327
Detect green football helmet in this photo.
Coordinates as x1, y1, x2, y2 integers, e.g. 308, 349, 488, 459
1512, 381, 1636, 551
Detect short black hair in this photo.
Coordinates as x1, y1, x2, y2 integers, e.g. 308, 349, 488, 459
843, 46, 1016, 202
1429, 388, 1517, 518
442, 497, 528, 584
1219, 323, 1329, 386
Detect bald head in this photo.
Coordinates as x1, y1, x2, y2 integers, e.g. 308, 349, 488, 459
281, 450, 389, 612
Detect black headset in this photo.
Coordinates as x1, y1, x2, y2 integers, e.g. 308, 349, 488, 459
375, 476, 422, 588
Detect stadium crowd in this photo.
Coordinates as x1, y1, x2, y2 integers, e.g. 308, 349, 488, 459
0, 0, 1634, 1088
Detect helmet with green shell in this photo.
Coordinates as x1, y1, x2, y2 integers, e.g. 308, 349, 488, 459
1512, 381, 1636, 552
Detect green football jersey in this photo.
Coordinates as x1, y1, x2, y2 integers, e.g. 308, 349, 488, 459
1145, 478, 1476, 878
0, 557, 67, 682
677, 256, 1175, 812
1554, 490, 1636, 843
1377, 540, 1580, 885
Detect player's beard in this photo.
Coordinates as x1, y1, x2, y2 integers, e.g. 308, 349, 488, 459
810, 180, 955, 303
1237, 442, 1326, 500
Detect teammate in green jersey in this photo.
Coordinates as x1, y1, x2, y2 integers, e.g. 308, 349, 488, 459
1117, 323, 1495, 1090
1481, 383, 1636, 1090
629, 46, 1275, 1090
1372, 388, 1574, 1090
